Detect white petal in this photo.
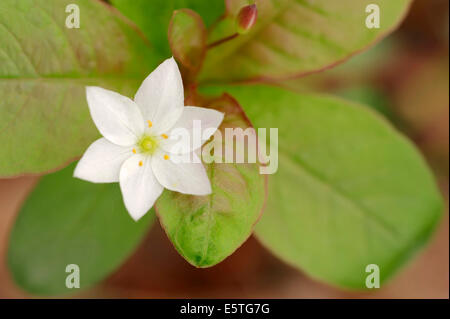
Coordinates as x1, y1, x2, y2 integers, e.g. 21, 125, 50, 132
161, 106, 224, 154
86, 86, 144, 146
74, 138, 132, 183
152, 152, 212, 195
119, 155, 164, 221
134, 57, 184, 134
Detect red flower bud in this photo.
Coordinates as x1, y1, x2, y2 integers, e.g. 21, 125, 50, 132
236, 4, 258, 34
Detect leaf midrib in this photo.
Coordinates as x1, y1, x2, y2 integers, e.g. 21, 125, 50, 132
199, 161, 216, 266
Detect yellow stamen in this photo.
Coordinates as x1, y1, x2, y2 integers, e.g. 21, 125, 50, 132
164, 154, 170, 160
132, 148, 136, 154
161, 134, 168, 139
147, 120, 153, 128
139, 160, 143, 167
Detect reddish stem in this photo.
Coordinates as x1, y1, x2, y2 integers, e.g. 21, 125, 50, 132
207, 33, 239, 49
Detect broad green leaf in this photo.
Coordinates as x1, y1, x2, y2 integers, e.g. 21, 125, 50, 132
7, 163, 154, 295
169, 9, 206, 78
0, 0, 158, 177
334, 86, 394, 120
202, 85, 443, 288
110, 0, 225, 58
156, 94, 266, 267
200, 0, 412, 83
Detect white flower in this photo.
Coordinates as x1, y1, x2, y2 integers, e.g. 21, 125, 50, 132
74, 57, 224, 221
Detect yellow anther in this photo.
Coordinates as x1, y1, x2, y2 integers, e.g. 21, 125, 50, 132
164, 154, 170, 160
132, 149, 136, 154
139, 160, 143, 167
161, 134, 168, 139
147, 120, 153, 128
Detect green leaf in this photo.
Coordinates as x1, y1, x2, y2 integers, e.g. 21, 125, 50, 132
202, 85, 443, 288
110, 0, 225, 58
156, 94, 266, 267
168, 9, 206, 77
334, 86, 394, 120
0, 0, 159, 177
200, 0, 412, 83
7, 163, 154, 295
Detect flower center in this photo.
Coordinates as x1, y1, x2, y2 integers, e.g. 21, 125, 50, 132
138, 135, 158, 155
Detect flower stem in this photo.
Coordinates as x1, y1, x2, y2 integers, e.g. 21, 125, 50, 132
207, 33, 239, 49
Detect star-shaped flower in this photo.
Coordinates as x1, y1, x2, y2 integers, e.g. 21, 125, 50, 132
74, 57, 223, 221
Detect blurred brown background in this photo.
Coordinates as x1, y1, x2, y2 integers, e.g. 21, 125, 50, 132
0, 0, 448, 298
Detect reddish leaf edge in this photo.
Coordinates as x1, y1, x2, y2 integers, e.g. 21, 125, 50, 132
168, 8, 208, 74
201, 0, 413, 85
